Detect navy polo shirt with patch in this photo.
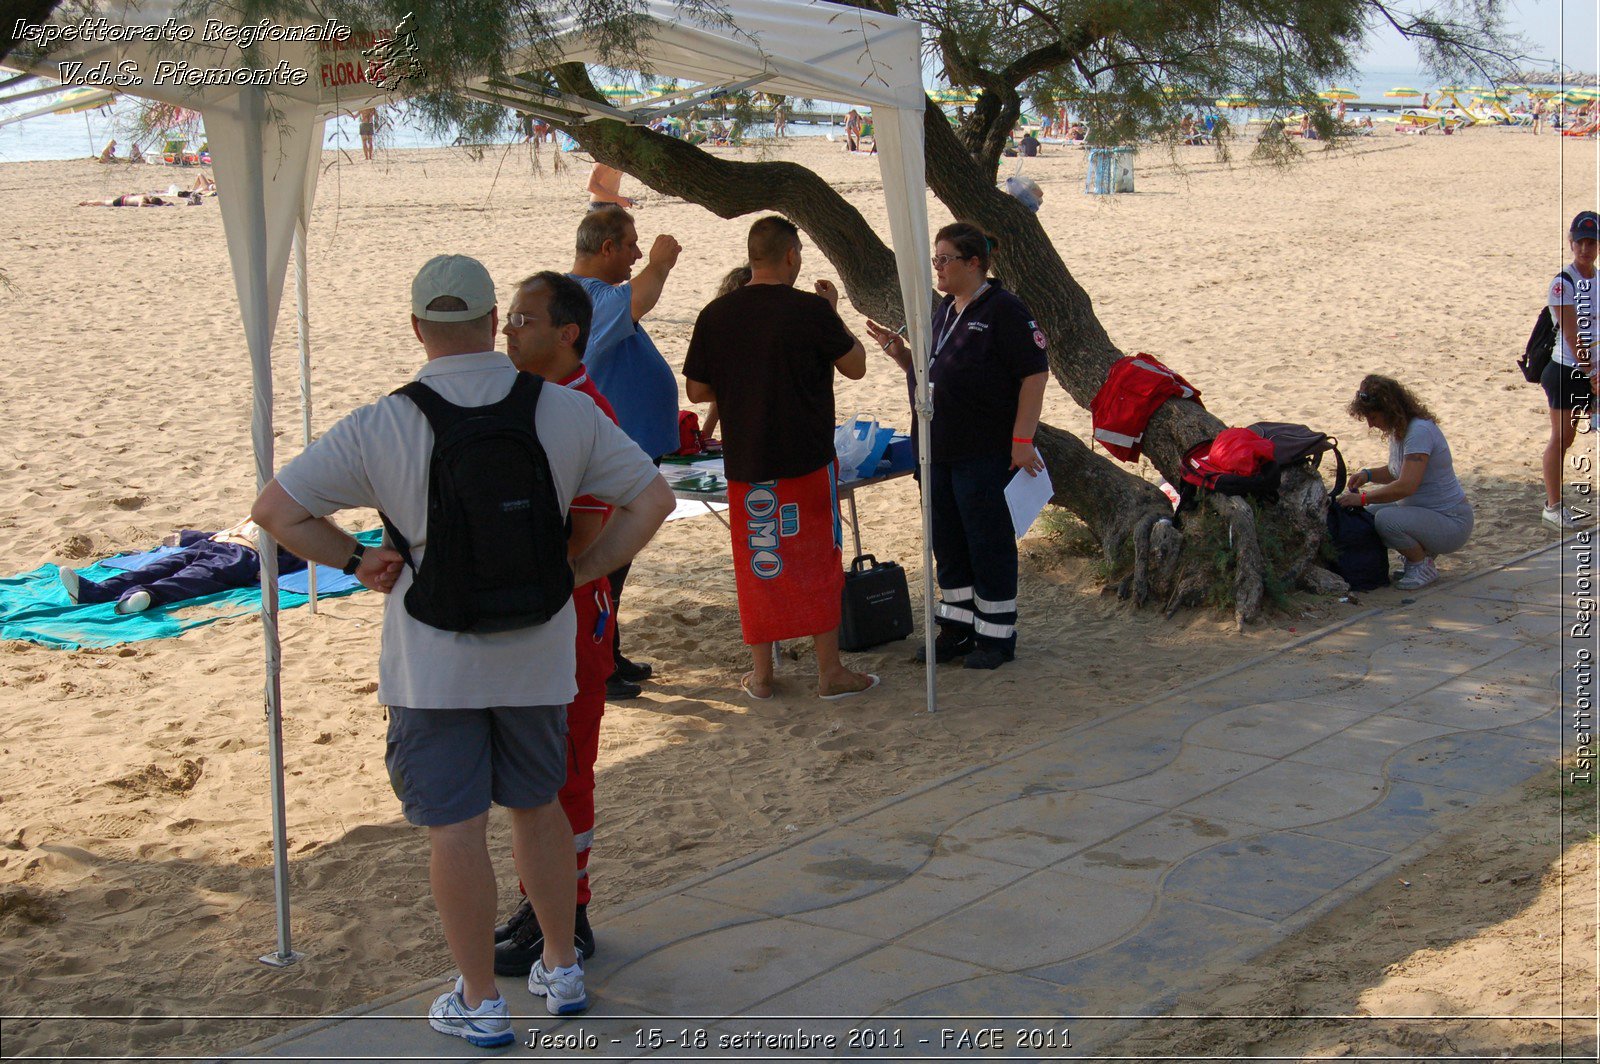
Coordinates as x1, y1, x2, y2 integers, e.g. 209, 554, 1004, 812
924, 283, 1050, 463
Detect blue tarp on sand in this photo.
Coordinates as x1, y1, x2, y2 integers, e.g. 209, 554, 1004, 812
0, 529, 383, 650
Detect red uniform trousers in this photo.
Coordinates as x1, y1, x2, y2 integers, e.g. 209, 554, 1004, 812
519, 577, 611, 908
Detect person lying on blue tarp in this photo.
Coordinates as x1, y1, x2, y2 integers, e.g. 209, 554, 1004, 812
57, 518, 306, 615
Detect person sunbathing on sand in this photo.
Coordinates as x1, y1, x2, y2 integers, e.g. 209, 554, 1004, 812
79, 191, 204, 207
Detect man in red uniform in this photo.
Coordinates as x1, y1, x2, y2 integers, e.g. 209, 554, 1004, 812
492, 270, 617, 973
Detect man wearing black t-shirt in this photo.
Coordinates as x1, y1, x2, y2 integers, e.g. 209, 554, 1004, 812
683, 216, 878, 702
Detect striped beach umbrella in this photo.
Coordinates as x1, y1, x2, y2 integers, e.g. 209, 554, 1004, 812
1215, 94, 1254, 108
1384, 87, 1423, 98
1319, 87, 1358, 99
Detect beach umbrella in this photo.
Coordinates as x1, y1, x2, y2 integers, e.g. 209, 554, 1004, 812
1319, 87, 1358, 99
1215, 94, 1254, 108
1384, 87, 1423, 98
53, 86, 116, 113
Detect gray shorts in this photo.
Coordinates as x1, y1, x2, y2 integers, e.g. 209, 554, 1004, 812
385, 705, 568, 827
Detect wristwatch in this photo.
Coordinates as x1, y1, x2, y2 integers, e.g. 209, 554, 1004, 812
340, 543, 366, 576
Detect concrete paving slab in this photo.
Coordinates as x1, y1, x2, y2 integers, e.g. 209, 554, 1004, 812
586, 894, 768, 976
901, 868, 1154, 971
1025, 898, 1278, 1013
1390, 674, 1559, 731
682, 825, 933, 917
599, 918, 881, 1015
1294, 779, 1490, 853
1485, 641, 1568, 691
1183, 700, 1372, 757
933, 790, 1155, 869
1178, 761, 1387, 830
789, 850, 1032, 939
1087, 744, 1275, 808
1274, 662, 1459, 711
964, 715, 1187, 791
1051, 811, 1258, 892
754, 944, 994, 1016
1497, 707, 1564, 746
1386, 731, 1557, 795
1284, 713, 1457, 774
1162, 830, 1392, 920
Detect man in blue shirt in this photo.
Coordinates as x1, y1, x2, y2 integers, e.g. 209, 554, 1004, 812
570, 206, 682, 697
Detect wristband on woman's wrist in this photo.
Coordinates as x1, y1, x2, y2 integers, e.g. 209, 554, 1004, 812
1359, 490, 1368, 505
1012, 437, 1034, 444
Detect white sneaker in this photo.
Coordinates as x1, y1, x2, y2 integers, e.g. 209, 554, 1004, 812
114, 590, 152, 615
1395, 558, 1439, 591
1543, 505, 1586, 530
427, 976, 513, 1048
529, 958, 589, 1015
58, 565, 80, 603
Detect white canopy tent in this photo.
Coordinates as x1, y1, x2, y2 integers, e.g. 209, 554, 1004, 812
10, 0, 938, 965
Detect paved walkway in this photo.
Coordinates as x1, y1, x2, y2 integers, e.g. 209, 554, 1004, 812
221, 542, 1575, 1062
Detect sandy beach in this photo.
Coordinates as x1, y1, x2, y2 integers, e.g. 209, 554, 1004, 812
0, 125, 1593, 1057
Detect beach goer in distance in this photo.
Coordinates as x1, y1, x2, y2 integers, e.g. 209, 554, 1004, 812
1539, 210, 1599, 529
78, 192, 201, 207
865, 221, 1049, 671
491, 270, 627, 977
844, 108, 862, 151
586, 163, 634, 211
1019, 129, 1041, 157
252, 254, 672, 1042
1337, 375, 1474, 590
358, 106, 378, 161
128, 142, 144, 163
58, 518, 306, 614
568, 206, 683, 698
683, 215, 878, 701
97, 139, 117, 163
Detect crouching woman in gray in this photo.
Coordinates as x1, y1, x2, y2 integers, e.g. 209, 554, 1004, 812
1336, 374, 1473, 591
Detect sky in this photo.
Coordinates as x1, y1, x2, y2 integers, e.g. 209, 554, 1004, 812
1359, 0, 1598, 75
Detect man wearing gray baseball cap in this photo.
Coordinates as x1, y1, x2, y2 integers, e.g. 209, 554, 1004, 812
252, 254, 673, 1044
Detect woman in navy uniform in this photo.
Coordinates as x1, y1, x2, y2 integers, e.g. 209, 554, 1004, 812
867, 222, 1050, 669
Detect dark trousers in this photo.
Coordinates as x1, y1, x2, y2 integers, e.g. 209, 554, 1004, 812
78, 541, 259, 607
929, 453, 1018, 652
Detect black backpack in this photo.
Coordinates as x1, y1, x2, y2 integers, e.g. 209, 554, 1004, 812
379, 373, 573, 633
1519, 268, 1574, 383
1321, 455, 1389, 591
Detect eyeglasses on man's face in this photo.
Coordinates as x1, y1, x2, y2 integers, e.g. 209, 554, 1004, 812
931, 253, 973, 268
506, 311, 544, 329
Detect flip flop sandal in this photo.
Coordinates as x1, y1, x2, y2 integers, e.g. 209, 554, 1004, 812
819, 674, 881, 701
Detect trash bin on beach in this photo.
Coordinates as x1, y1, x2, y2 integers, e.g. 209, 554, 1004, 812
1085, 147, 1135, 194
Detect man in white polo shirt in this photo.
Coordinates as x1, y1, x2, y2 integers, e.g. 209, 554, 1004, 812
251, 255, 672, 1045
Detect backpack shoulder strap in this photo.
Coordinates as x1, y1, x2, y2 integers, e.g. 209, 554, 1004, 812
1327, 437, 1348, 497
392, 379, 472, 436
486, 371, 544, 418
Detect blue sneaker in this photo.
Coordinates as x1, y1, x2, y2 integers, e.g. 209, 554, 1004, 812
529, 958, 589, 1015
428, 976, 513, 1048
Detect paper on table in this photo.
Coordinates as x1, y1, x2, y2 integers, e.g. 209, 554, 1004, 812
1004, 465, 1055, 540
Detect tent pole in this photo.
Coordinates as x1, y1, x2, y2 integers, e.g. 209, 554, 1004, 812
293, 220, 316, 613
235, 85, 300, 969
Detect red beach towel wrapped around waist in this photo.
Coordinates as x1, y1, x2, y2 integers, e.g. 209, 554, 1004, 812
728, 462, 844, 645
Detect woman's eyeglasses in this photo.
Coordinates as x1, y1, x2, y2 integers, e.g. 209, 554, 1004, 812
1355, 391, 1371, 401
931, 254, 972, 268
